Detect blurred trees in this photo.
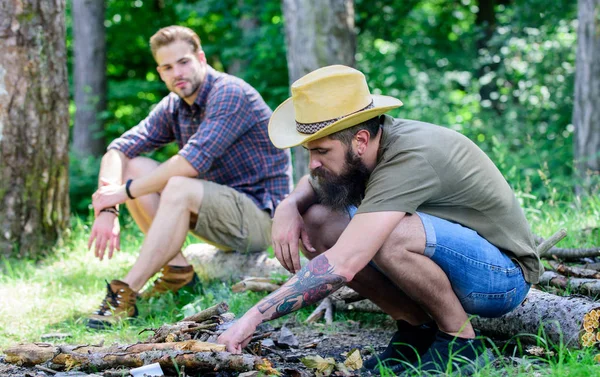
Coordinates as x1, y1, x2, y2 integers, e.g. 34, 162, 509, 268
573, 0, 600, 193
282, 0, 356, 179
0, 0, 70, 257
65, 0, 580, 215
72, 0, 107, 158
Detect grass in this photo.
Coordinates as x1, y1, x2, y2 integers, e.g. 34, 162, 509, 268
1, 194, 600, 376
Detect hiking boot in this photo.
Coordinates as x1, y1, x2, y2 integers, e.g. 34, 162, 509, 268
363, 320, 438, 371
139, 265, 200, 299
87, 280, 138, 330
398, 330, 493, 376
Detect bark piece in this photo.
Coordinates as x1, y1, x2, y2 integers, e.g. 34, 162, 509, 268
539, 271, 600, 297
276, 326, 299, 348
472, 288, 600, 348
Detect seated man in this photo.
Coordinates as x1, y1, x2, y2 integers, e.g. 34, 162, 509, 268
87, 26, 291, 329
218, 65, 541, 374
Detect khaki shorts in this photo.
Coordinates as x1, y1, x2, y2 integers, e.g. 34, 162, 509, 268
192, 180, 272, 252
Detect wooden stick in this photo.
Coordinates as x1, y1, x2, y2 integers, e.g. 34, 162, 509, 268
536, 229, 567, 256
180, 302, 229, 323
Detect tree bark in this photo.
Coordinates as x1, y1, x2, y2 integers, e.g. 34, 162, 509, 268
472, 288, 600, 348
4, 342, 264, 373
0, 0, 70, 257
281, 0, 356, 182
539, 270, 600, 297
72, 0, 106, 157
573, 0, 600, 193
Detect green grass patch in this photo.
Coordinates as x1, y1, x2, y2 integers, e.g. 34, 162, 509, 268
1, 194, 600, 376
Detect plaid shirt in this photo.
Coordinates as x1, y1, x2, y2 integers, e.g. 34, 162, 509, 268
108, 66, 292, 214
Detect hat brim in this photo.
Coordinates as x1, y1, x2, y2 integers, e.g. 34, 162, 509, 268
268, 95, 403, 149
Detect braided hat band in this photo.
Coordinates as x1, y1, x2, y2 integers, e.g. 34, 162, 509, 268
295, 100, 375, 135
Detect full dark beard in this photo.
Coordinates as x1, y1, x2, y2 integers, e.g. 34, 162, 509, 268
310, 149, 371, 211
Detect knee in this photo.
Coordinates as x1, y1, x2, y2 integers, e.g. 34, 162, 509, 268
161, 176, 196, 207
302, 204, 330, 231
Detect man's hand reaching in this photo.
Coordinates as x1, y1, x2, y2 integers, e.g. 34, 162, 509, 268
88, 212, 121, 261
271, 200, 316, 274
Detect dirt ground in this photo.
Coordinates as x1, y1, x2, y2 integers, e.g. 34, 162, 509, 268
0, 320, 394, 377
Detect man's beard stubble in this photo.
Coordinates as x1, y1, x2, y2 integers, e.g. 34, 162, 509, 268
310, 148, 371, 212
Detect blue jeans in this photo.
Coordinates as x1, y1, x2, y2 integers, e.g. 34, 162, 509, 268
349, 207, 530, 318
418, 212, 530, 318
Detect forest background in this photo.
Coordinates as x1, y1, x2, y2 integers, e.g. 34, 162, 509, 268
67, 0, 579, 215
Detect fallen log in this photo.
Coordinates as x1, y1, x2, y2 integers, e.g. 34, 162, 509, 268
539, 271, 600, 297
472, 288, 600, 348
535, 232, 600, 260
548, 261, 600, 279
184, 243, 292, 281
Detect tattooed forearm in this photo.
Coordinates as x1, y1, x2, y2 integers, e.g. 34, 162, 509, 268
257, 254, 346, 321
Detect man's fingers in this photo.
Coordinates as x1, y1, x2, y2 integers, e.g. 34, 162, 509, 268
290, 242, 302, 273
108, 239, 115, 260
281, 244, 294, 273
300, 229, 316, 253
88, 231, 96, 251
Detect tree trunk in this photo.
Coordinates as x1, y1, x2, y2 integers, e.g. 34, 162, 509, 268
0, 0, 70, 257
72, 0, 106, 157
573, 0, 600, 193
281, 0, 356, 182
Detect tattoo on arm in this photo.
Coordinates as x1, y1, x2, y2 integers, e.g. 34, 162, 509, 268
257, 254, 346, 321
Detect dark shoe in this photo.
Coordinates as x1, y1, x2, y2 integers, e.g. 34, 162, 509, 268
87, 280, 138, 330
399, 330, 493, 376
139, 265, 200, 299
363, 320, 438, 371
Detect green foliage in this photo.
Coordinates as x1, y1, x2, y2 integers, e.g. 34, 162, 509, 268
356, 0, 577, 198
67, 0, 579, 213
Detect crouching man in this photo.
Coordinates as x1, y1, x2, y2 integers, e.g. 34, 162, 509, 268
218, 65, 541, 374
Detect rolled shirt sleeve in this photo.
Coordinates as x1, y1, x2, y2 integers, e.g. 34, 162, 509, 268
178, 84, 255, 175
107, 95, 176, 158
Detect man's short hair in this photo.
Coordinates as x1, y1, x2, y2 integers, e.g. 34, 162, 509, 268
150, 26, 202, 60
328, 116, 382, 146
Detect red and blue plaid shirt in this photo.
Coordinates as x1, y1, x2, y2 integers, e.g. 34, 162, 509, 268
108, 66, 292, 214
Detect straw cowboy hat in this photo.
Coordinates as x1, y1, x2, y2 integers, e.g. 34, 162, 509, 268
268, 65, 403, 149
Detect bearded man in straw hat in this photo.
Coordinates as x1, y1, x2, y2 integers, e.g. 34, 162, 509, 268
218, 65, 542, 374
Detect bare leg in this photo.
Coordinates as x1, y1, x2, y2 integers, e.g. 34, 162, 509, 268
123, 176, 205, 291
374, 214, 474, 338
302, 205, 474, 338
123, 157, 189, 267
302, 205, 430, 325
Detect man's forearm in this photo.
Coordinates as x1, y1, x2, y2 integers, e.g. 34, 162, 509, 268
127, 154, 198, 198
99, 149, 128, 187
252, 254, 347, 322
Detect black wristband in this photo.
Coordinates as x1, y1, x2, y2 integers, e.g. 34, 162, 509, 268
125, 179, 135, 200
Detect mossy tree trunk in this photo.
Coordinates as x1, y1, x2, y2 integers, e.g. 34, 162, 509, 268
0, 0, 70, 257
281, 0, 356, 181
574, 0, 600, 193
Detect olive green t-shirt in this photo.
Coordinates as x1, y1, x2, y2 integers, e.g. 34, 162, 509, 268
357, 116, 542, 283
